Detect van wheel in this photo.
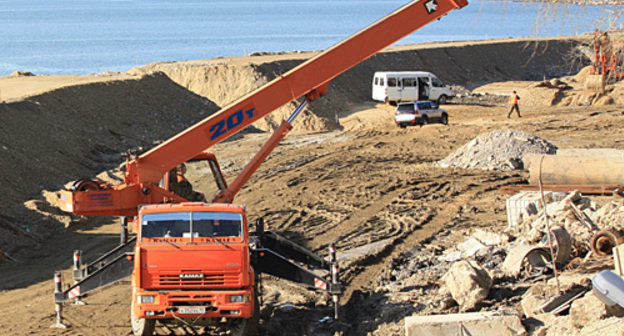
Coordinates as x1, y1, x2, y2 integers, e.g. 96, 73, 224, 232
420, 116, 428, 127
441, 114, 448, 125
438, 95, 447, 105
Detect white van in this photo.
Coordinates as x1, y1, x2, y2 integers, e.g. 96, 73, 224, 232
371, 71, 453, 105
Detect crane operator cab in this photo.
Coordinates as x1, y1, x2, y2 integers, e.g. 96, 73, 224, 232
168, 163, 206, 202
158, 152, 229, 203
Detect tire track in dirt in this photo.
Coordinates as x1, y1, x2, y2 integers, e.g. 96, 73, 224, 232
306, 181, 424, 252
339, 174, 520, 304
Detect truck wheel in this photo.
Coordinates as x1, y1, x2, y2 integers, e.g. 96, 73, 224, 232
438, 95, 447, 105
131, 301, 155, 336
441, 114, 448, 125
230, 282, 260, 336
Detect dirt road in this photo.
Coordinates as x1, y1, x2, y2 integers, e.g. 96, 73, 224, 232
0, 99, 622, 335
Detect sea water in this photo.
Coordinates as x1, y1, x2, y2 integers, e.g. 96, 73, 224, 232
0, 0, 621, 75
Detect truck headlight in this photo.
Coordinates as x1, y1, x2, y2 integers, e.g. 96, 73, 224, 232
138, 295, 155, 304
229, 295, 249, 303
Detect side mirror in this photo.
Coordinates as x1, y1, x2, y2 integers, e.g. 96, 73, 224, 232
255, 218, 265, 237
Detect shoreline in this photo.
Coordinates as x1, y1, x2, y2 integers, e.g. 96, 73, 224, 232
0, 35, 590, 102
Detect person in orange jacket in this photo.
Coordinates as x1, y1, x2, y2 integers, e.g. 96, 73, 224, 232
507, 90, 521, 118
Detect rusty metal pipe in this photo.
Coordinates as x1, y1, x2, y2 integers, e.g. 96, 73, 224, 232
591, 229, 624, 257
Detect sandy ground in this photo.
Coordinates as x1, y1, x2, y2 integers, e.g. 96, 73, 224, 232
0, 36, 621, 335
0, 99, 622, 335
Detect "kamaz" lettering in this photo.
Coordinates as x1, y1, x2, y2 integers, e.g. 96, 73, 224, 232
179, 273, 204, 279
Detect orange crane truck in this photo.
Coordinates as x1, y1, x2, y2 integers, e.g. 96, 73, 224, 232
52, 0, 467, 335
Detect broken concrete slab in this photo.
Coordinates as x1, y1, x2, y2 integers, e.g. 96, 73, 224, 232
570, 291, 606, 328
577, 316, 624, 336
472, 228, 510, 246
405, 311, 527, 336
458, 237, 487, 257
442, 260, 492, 312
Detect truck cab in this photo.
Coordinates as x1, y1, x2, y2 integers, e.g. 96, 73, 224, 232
131, 203, 257, 335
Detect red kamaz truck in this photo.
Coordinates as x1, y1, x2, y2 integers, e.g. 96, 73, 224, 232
52, 0, 468, 334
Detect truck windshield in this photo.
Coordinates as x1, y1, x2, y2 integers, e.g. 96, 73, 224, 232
141, 211, 243, 242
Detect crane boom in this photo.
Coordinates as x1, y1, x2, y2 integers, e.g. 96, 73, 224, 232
58, 0, 467, 217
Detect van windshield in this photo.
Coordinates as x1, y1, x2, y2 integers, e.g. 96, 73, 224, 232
432, 77, 444, 87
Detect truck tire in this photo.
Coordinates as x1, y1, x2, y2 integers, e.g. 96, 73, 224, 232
438, 95, 447, 105
229, 289, 260, 336
131, 301, 155, 336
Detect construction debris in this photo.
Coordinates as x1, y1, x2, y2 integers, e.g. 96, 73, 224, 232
441, 260, 492, 312
398, 187, 622, 335
590, 228, 624, 257
404, 311, 526, 336
570, 291, 608, 328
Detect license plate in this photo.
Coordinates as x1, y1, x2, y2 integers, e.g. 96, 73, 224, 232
178, 307, 206, 314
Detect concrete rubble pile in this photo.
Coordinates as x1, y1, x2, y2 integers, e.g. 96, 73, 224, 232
396, 190, 624, 336
436, 129, 557, 171
506, 190, 624, 260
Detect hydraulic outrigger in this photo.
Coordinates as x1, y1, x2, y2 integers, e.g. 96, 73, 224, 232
52, 0, 468, 334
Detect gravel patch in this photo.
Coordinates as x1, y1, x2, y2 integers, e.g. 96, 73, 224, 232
436, 129, 557, 171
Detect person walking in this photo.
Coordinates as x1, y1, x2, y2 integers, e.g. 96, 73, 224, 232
507, 90, 521, 118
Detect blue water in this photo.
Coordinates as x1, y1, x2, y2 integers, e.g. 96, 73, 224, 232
0, 0, 621, 75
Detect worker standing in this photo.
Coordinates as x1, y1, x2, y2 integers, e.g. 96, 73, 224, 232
507, 90, 521, 118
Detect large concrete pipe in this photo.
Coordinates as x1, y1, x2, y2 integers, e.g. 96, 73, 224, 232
525, 154, 624, 186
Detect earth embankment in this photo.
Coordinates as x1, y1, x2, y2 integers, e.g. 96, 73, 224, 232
0, 36, 587, 266
0, 73, 219, 259
133, 37, 585, 132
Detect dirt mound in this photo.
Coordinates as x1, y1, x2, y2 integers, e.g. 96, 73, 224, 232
436, 130, 557, 171
0, 72, 219, 259
132, 37, 584, 132
475, 65, 624, 107
9, 71, 35, 77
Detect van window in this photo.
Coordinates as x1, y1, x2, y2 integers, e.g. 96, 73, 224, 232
374, 77, 379, 85
402, 77, 417, 87
387, 78, 397, 87
396, 103, 414, 114
379, 78, 384, 86
432, 77, 444, 88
